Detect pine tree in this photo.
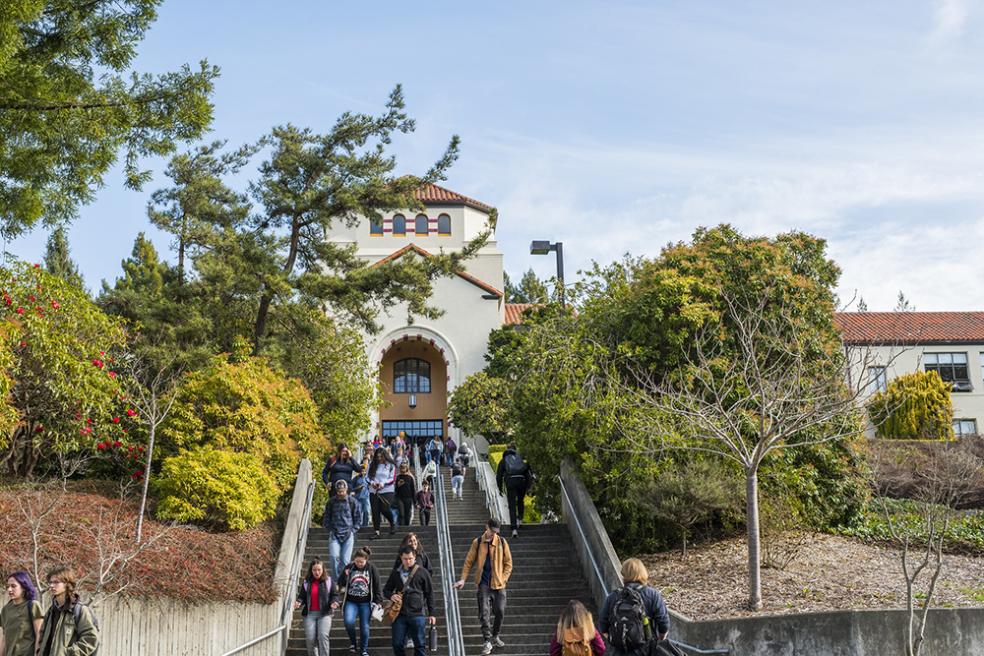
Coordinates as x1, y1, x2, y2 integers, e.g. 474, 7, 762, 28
857, 296, 868, 312
43, 226, 85, 290
504, 268, 549, 304
895, 291, 915, 312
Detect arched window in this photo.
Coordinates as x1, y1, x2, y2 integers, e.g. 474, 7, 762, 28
394, 358, 431, 393
393, 214, 406, 236
415, 214, 429, 236
370, 217, 383, 235
437, 213, 451, 236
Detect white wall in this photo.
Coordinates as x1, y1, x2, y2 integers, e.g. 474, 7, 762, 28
849, 343, 984, 433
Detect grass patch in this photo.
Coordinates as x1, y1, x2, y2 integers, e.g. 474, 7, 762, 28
836, 496, 984, 555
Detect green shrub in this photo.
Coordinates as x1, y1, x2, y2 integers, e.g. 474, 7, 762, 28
868, 371, 953, 440
155, 447, 280, 530
837, 496, 984, 554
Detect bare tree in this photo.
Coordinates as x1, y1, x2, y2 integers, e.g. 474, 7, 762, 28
870, 441, 982, 656
621, 289, 895, 610
122, 353, 183, 544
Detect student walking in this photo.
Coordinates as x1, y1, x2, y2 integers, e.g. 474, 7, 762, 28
323, 480, 363, 580
415, 481, 434, 526
598, 559, 670, 656
426, 436, 443, 466
458, 441, 472, 467
352, 462, 372, 532
323, 444, 363, 498
421, 458, 437, 490
453, 519, 513, 655
338, 547, 383, 656
368, 448, 397, 538
450, 457, 466, 500
294, 558, 339, 656
550, 600, 606, 656
37, 566, 98, 656
496, 444, 534, 538
1, 571, 43, 656
445, 436, 457, 466
384, 546, 436, 656
392, 533, 433, 576
394, 461, 417, 526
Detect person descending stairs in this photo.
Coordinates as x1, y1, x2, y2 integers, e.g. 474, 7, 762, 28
440, 463, 596, 656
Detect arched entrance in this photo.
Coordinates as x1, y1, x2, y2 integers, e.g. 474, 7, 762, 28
372, 329, 455, 444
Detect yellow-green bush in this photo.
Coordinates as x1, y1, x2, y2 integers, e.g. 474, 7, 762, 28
868, 371, 953, 440
155, 447, 280, 530
488, 445, 541, 523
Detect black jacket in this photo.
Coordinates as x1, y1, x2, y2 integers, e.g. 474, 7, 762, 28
395, 473, 417, 499
322, 458, 362, 491
496, 448, 533, 491
383, 565, 434, 617
296, 576, 338, 617
338, 562, 383, 605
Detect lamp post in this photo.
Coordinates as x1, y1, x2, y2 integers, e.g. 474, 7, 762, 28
530, 240, 565, 307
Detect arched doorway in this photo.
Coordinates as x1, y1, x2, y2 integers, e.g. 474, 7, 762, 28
376, 334, 450, 444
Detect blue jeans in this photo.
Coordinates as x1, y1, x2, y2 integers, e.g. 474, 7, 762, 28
359, 497, 371, 527
391, 614, 426, 656
344, 600, 372, 653
329, 533, 355, 580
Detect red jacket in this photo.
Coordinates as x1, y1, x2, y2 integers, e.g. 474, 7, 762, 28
549, 630, 606, 656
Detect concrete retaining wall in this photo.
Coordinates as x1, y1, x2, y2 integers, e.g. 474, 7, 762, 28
557, 457, 984, 656
96, 458, 313, 656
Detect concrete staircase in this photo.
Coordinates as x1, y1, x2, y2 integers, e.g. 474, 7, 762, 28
442, 468, 596, 656
287, 524, 449, 656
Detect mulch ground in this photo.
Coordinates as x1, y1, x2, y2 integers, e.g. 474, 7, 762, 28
638, 533, 984, 619
0, 483, 279, 603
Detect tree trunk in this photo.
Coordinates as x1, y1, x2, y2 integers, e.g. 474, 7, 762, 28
177, 211, 187, 286
135, 409, 156, 544
746, 468, 763, 610
252, 219, 301, 354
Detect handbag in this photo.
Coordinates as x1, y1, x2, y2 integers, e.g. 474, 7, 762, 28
383, 565, 419, 625
371, 602, 384, 622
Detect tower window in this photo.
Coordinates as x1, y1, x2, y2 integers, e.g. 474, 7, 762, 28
438, 214, 451, 236
370, 217, 383, 236
393, 214, 406, 236
394, 358, 431, 393
415, 214, 429, 236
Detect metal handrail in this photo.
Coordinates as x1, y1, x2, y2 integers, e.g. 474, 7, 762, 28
222, 473, 316, 656
474, 455, 506, 524
435, 463, 466, 656
556, 475, 730, 656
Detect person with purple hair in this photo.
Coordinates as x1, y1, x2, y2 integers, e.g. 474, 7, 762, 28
0, 571, 43, 656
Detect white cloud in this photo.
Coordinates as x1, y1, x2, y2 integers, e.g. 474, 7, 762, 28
931, 0, 971, 42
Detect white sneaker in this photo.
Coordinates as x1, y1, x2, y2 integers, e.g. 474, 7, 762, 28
482, 641, 493, 655
493, 636, 506, 648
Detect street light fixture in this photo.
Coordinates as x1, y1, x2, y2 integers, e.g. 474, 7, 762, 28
529, 240, 565, 307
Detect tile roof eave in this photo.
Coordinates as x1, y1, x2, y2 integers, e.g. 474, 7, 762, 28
370, 244, 502, 298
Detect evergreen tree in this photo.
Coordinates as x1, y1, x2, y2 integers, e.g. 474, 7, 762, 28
0, 0, 218, 236
504, 268, 549, 304
857, 296, 868, 312
148, 141, 255, 284
43, 226, 85, 289
895, 291, 915, 312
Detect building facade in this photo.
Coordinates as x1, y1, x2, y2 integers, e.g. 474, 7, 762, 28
329, 184, 520, 444
837, 312, 984, 436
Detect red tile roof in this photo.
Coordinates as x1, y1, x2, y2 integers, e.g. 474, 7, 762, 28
414, 183, 493, 213
370, 244, 503, 298
504, 303, 537, 326
835, 312, 984, 345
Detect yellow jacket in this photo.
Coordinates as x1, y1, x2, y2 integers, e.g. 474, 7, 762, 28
459, 533, 512, 590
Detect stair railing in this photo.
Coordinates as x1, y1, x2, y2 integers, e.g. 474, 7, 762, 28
474, 454, 507, 524
557, 464, 731, 656
435, 463, 467, 656
222, 459, 316, 656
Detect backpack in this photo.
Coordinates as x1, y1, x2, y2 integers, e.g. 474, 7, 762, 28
503, 452, 526, 478
561, 628, 593, 656
608, 585, 649, 652
69, 602, 100, 655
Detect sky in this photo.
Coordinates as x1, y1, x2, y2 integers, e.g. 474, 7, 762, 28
9, 0, 984, 310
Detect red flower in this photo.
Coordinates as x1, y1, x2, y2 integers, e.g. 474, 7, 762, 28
50, 300, 60, 309
35, 307, 44, 316
126, 408, 136, 417
80, 427, 92, 436
113, 440, 122, 448
100, 351, 105, 356
3, 294, 11, 306
96, 442, 106, 450
34, 424, 43, 433
27, 294, 35, 302
32, 263, 40, 269
86, 417, 93, 425
107, 371, 117, 379
19, 340, 26, 347
92, 359, 104, 369
112, 417, 121, 424
138, 445, 145, 452
14, 307, 24, 315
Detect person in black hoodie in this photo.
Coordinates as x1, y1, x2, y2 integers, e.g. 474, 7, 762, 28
338, 547, 383, 656
322, 444, 363, 498
294, 557, 339, 656
383, 546, 436, 656
394, 461, 417, 526
495, 444, 534, 538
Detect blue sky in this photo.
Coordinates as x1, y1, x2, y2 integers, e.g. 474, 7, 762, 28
9, 0, 984, 310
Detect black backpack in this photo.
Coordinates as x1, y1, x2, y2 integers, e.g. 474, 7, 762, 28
608, 585, 649, 652
502, 453, 526, 478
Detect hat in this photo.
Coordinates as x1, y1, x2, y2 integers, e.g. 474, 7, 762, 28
334, 480, 348, 491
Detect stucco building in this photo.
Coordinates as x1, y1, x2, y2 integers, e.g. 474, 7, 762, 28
330, 183, 526, 444
836, 312, 984, 436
